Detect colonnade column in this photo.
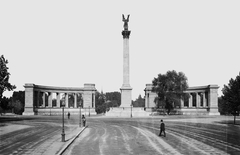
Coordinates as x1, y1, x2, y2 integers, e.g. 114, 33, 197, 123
202, 92, 206, 107
48, 92, 52, 107
37, 91, 40, 108
180, 99, 184, 108
74, 93, 77, 108
65, 93, 68, 108
93, 93, 95, 108
57, 93, 60, 107
42, 92, 45, 107
189, 93, 192, 107
196, 92, 200, 107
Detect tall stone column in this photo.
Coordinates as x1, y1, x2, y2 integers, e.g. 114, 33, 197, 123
120, 14, 132, 107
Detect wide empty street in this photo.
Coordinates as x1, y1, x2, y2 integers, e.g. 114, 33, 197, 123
64, 116, 240, 155
0, 115, 240, 155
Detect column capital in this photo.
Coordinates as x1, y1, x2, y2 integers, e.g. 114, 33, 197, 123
122, 30, 131, 39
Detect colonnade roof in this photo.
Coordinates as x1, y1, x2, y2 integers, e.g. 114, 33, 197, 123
144, 84, 219, 92
24, 84, 85, 93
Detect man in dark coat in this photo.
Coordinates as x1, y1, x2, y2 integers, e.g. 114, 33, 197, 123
67, 112, 70, 119
159, 119, 166, 137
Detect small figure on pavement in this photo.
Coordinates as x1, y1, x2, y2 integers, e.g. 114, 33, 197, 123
67, 112, 70, 119
82, 115, 86, 127
159, 119, 166, 137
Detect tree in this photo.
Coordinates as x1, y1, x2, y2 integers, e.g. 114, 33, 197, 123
0, 55, 16, 100
218, 97, 227, 115
95, 91, 106, 114
105, 92, 121, 107
0, 96, 10, 113
222, 72, 240, 124
132, 95, 145, 107
9, 91, 25, 114
152, 70, 189, 114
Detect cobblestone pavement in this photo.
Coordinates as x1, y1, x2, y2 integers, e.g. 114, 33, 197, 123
63, 116, 240, 155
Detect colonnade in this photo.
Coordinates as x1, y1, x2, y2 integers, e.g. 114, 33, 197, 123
144, 84, 220, 115
23, 83, 96, 115
182, 92, 208, 108
34, 91, 87, 108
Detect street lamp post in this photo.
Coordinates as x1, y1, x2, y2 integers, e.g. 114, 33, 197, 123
61, 100, 65, 142
89, 106, 90, 117
79, 102, 81, 127
131, 103, 133, 118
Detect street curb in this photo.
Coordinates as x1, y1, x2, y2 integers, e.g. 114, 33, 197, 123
57, 126, 88, 155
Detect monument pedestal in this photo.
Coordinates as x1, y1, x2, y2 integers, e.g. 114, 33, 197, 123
120, 86, 132, 107
105, 107, 151, 117
23, 107, 35, 115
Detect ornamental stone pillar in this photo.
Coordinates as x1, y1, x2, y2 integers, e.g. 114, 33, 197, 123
208, 85, 220, 115
83, 84, 96, 108
23, 83, 35, 115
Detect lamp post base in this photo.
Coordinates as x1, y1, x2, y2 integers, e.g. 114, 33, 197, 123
61, 133, 65, 142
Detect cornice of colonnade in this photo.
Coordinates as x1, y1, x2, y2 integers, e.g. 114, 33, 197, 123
144, 84, 219, 93
24, 83, 96, 93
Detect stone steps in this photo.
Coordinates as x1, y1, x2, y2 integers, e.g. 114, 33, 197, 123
105, 107, 151, 117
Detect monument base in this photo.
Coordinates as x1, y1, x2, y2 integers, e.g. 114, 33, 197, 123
208, 107, 220, 115
105, 107, 151, 117
120, 86, 132, 107
23, 107, 35, 115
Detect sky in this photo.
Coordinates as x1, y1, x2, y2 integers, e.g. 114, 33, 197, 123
1, 0, 239, 100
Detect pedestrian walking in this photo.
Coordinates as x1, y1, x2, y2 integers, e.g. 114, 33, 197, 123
67, 112, 70, 119
82, 115, 86, 127
159, 119, 166, 137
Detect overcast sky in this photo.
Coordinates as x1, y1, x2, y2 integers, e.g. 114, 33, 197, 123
1, 0, 239, 100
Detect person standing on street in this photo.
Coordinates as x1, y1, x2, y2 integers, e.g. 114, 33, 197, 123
159, 119, 166, 137
67, 112, 70, 119
82, 115, 86, 127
